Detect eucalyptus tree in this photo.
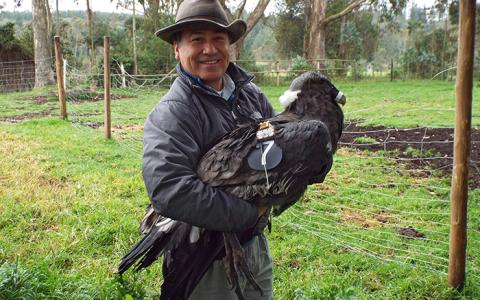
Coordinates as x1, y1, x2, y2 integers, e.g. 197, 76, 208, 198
305, 0, 406, 65
32, 0, 55, 87
219, 0, 271, 60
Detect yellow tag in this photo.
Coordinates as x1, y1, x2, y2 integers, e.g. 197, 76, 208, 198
258, 121, 271, 130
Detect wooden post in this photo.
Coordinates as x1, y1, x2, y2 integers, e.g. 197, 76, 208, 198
390, 58, 394, 82
275, 61, 280, 86
104, 36, 112, 139
54, 36, 67, 119
120, 63, 126, 88
63, 59, 67, 87
448, 0, 475, 291
353, 61, 358, 81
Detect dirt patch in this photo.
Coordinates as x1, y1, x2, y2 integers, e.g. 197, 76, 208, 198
16, 93, 57, 105
339, 122, 480, 188
70, 120, 103, 129
66, 91, 136, 104
340, 209, 390, 228
0, 109, 54, 123
399, 226, 425, 239
32, 96, 48, 104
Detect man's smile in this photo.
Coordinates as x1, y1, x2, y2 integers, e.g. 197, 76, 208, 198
200, 59, 222, 65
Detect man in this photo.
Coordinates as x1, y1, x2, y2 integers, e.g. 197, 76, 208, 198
142, 0, 275, 298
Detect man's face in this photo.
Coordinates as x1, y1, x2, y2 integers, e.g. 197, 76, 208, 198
174, 29, 230, 90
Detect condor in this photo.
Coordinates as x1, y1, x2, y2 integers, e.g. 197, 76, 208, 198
118, 71, 346, 300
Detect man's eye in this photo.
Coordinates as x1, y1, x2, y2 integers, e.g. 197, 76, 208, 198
191, 37, 202, 42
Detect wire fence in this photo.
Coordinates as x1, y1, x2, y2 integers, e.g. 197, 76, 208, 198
0, 57, 479, 288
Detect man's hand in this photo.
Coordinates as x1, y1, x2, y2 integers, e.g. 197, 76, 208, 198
252, 205, 270, 235
257, 205, 269, 218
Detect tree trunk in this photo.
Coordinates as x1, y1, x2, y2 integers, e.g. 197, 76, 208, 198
32, 0, 55, 87
146, 0, 160, 29
55, 0, 60, 36
86, 0, 97, 91
303, 0, 312, 57
306, 0, 326, 66
339, 2, 347, 60
45, 0, 53, 38
132, 0, 138, 75
229, 41, 242, 62
306, 0, 366, 66
441, 2, 449, 80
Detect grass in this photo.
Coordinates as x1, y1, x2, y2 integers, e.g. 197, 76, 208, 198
263, 79, 480, 128
0, 79, 479, 299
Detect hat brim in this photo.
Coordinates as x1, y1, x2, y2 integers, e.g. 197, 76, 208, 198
155, 19, 246, 44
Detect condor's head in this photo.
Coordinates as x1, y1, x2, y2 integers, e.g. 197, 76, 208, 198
279, 71, 346, 152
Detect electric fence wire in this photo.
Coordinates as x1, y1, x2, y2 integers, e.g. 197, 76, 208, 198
3, 58, 478, 283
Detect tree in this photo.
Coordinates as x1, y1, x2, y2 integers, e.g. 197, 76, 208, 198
306, 0, 366, 64
86, 0, 97, 90
305, 0, 406, 65
132, 0, 138, 74
273, 0, 305, 59
32, 0, 55, 87
219, 0, 271, 60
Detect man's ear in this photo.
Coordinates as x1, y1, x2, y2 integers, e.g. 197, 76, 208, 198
173, 41, 180, 61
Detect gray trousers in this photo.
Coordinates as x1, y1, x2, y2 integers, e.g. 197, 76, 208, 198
188, 234, 273, 300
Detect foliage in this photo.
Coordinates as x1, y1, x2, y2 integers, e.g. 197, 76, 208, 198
0, 21, 33, 59
273, 0, 305, 59
0, 261, 50, 299
244, 17, 277, 61
400, 4, 458, 79
289, 55, 314, 77
0, 22, 17, 49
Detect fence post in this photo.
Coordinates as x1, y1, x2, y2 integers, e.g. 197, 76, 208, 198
275, 61, 280, 86
448, 0, 475, 291
63, 59, 67, 89
54, 36, 67, 119
120, 62, 126, 88
353, 61, 358, 81
390, 59, 394, 82
104, 36, 112, 139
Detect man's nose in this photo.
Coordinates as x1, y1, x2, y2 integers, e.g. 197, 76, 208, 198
202, 41, 218, 55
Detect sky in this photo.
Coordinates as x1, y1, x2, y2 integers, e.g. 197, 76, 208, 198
1, 0, 437, 14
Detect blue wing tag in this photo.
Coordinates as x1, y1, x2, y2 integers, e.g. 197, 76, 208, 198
247, 141, 283, 171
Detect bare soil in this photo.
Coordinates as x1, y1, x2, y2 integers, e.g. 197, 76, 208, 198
66, 93, 135, 104
340, 122, 480, 188
0, 109, 54, 122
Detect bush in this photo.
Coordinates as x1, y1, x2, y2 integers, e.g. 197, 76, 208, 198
288, 56, 314, 79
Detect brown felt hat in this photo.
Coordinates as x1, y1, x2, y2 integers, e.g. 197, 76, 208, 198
155, 0, 247, 44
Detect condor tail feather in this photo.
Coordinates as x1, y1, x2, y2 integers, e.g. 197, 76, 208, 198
117, 217, 186, 274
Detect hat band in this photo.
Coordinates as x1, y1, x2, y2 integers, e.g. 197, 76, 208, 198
175, 15, 229, 26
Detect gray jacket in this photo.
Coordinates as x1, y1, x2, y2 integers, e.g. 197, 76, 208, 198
142, 63, 275, 232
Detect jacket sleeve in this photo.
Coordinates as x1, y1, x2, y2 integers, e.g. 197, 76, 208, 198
142, 100, 259, 232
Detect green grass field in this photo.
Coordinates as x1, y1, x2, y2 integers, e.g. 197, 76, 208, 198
0, 79, 479, 299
